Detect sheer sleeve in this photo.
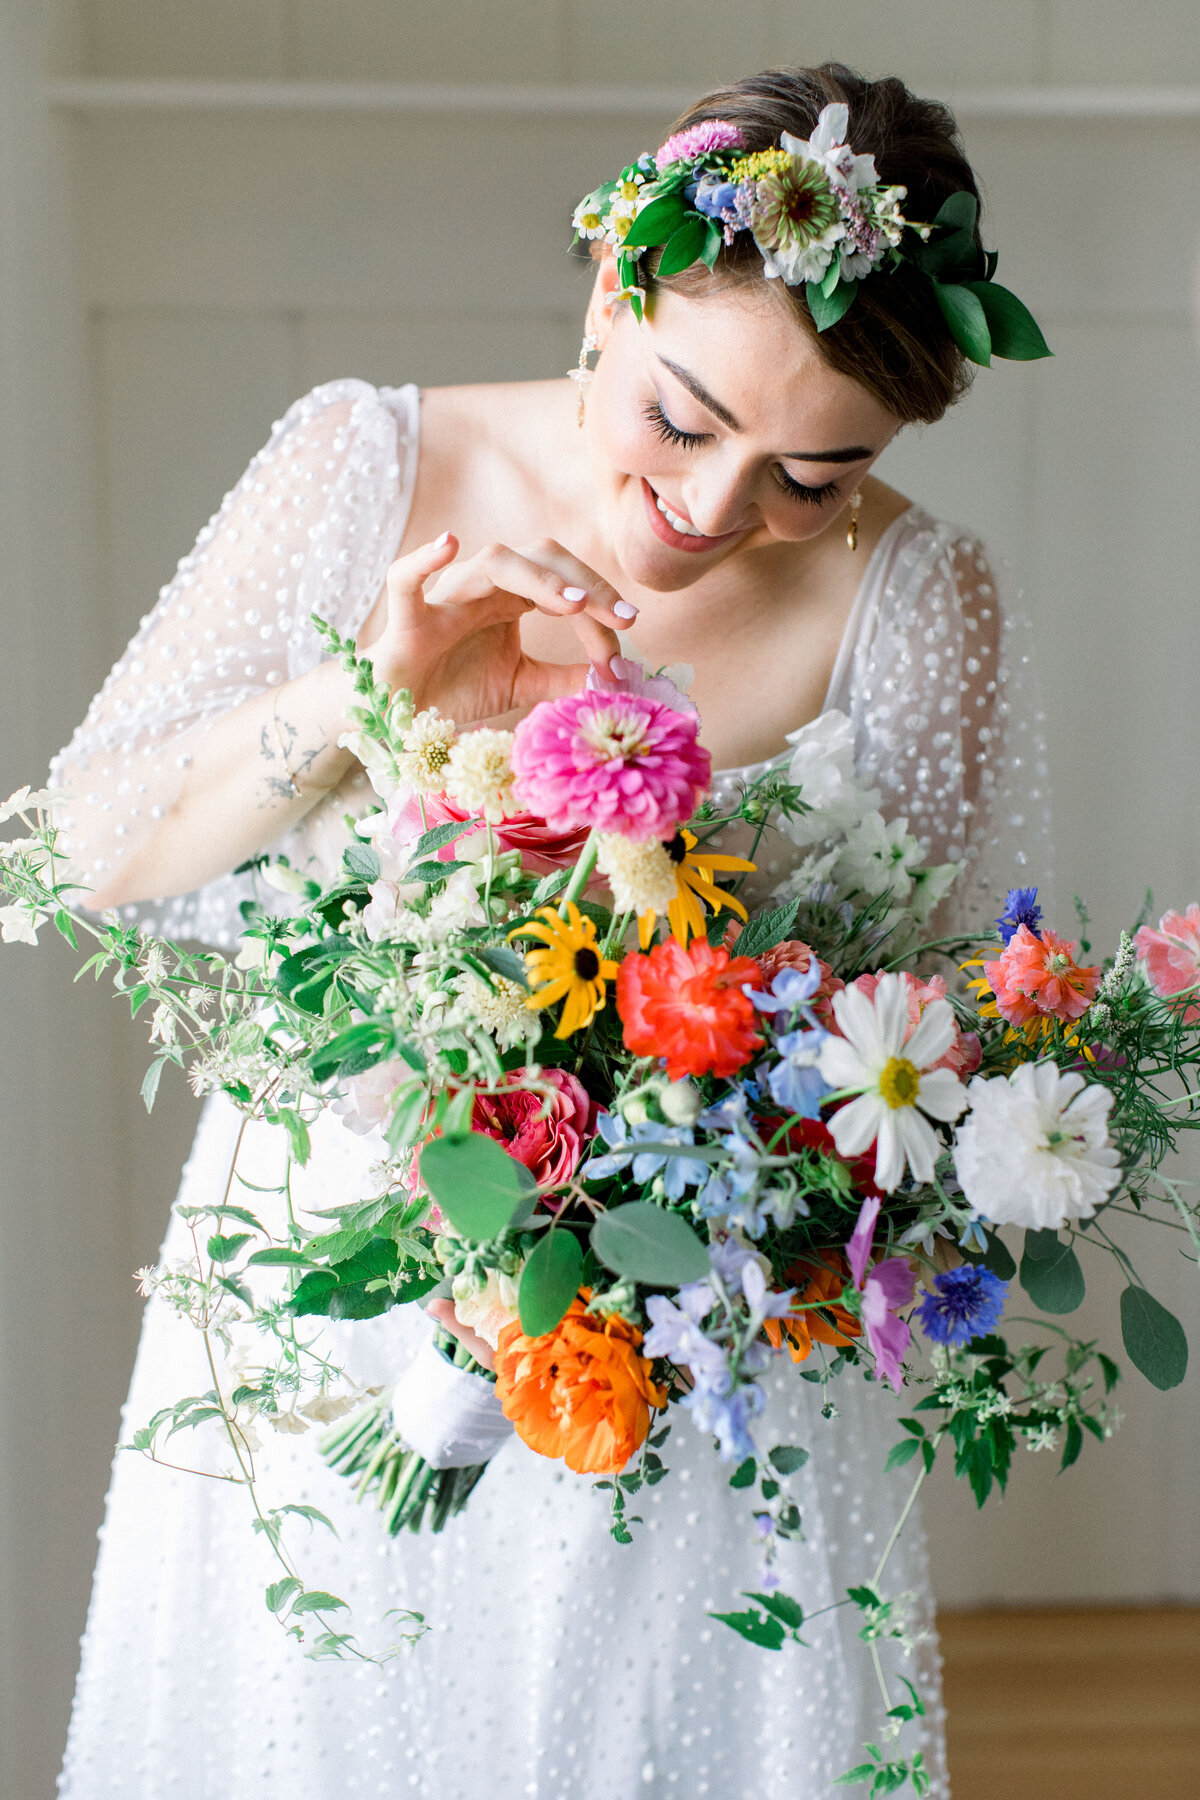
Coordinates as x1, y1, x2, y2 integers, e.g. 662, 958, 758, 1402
831, 510, 1052, 934
50, 379, 419, 946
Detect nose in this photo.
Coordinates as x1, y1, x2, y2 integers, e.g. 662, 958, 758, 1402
681, 464, 759, 538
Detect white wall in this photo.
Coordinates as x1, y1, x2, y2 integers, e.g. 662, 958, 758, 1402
3, 2, 1199, 1793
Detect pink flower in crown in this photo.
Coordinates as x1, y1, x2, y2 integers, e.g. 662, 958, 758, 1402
1135, 904, 1200, 1021
655, 120, 745, 168
510, 691, 711, 842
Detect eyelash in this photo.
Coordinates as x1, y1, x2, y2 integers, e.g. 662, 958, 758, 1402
642, 398, 842, 508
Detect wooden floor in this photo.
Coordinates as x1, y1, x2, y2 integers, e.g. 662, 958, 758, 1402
940, 1607, 1200, 1799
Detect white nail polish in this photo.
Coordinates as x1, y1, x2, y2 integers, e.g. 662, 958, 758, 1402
433, 530, 451, 548
563, 586, 587, 603
613, 600, 638, 619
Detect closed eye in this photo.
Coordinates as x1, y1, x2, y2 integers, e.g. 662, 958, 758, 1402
644, 397, 842, 508
643, 396, 709, 451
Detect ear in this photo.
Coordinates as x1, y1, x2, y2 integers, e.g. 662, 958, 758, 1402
585, 249, 625, 348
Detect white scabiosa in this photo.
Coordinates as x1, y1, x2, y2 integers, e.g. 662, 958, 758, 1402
396, 707, 458, 795
444, 727, 517, 824
818, 972, 968, 1192
954, 1062, 1121, 1229
595, 831, 677, 918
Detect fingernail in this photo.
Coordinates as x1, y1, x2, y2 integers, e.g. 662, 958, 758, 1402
613, 600, 639, 619
433, 530, 452, 549
562, 586, 587, 603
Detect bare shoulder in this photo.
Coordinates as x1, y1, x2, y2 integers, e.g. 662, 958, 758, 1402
859, 473, 914, 548
401, 379, 572, 550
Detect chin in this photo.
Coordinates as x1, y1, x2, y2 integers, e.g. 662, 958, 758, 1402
611, 476, 746, 592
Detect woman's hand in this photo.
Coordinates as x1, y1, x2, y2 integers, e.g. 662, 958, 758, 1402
357, 532, 637, 727
425, 1296, 497, 1372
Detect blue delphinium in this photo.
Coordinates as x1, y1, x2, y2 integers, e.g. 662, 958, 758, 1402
915, 1265, 1009, 1347
764, 1028, 831, 1120
582, 1113, 708, 1198
995, 886, 1043, 946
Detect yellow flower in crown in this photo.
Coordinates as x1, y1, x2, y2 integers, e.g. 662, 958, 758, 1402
511, 902, 620, 1039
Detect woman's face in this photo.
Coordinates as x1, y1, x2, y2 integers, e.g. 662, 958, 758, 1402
584, 263, 901, 592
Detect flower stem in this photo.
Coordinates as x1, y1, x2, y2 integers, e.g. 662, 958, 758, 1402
557, 830, 600, 918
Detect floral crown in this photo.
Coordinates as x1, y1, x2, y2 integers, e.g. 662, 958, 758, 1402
572, 106, 1049, 369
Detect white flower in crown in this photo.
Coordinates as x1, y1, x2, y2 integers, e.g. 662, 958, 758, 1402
787, 103, 879, 197
572, 187, 613, 241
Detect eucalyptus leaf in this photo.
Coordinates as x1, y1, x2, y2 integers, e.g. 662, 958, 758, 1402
590, 1201, 710, 1286
518, 1229, 584, 1336
1120, 1286, 1188, 1389
1019, 1230, 1085, 1314
419, 1132, 536, 1241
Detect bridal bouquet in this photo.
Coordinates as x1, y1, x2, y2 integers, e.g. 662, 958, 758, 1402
4, 625, 1199, 1795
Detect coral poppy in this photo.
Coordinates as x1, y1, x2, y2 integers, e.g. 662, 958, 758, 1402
616, 939, 763, 1080
1135, 904, 1200, 1022
494, 1295, 667, 1475
763, 1256, 861, 1363
983, 924, 1101, 1029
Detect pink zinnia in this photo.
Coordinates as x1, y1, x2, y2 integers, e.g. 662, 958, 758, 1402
843, 971, 981, 1079
1135, 904, 1200, 1022
510, 691, 711, 842
984, 924, 1101, 1028
655, 119, 745, 168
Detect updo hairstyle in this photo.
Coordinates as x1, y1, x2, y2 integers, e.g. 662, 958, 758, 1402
647, 63, 984, 424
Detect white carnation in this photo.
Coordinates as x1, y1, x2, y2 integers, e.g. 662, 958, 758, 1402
954, 1062, 1122, 1230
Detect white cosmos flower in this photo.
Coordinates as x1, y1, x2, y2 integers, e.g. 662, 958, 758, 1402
818, 973, 968, 1192
954, 1062, 1121, 1230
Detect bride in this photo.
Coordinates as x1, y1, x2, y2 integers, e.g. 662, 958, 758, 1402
52, 62, 1045, 1799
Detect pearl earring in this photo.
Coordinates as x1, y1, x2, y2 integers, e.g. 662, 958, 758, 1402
568, 331, 599, 427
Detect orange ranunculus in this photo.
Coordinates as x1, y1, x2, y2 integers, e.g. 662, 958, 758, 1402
494, 1294, 667, 1475
763, 1256, 861, 1364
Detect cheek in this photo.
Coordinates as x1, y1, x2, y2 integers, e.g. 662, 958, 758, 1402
589, 369, 670, 480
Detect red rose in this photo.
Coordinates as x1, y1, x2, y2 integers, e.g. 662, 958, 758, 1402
388, 790, 590, 875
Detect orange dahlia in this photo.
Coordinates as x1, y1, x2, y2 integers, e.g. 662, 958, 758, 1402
494, 1295, 666, 1475
616, 937, 763, 1080
763, 1256, 861, 1364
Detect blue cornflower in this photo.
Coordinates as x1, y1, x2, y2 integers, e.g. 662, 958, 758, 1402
995, 886, 1043, 946
915, 1265, 1008, 1347
581, 1113, 709, 1198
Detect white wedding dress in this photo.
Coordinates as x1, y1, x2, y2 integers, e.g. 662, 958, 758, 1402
52, 379, 1047, 1799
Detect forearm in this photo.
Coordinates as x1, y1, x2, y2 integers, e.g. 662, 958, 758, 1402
87, 658, 359, 909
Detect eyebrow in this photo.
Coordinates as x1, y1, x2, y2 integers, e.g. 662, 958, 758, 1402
657, 356, 875, 464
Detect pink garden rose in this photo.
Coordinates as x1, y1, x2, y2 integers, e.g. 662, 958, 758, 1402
841, 970, 981, 1078
510, 691, 711, 842
1135, 904, 1200, 1022
386, 787, 591, 876
471, 1069, 598, 1196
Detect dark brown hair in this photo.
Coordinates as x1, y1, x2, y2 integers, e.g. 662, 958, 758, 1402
649, 64, 983, 424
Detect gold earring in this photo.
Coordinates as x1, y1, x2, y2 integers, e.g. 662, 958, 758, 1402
568, 330, 599, 427
846, 491, 863, 551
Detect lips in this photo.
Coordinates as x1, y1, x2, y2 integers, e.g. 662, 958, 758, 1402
640, 479, 742, 554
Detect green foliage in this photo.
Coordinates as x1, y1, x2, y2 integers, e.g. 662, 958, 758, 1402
731, 897, 800, 959
518, 1229, 584, 1336
419, 1131, 536, 1241
728, 1457, 757, 1489
710, 1588, 807, 1651
768, 1444, 810, 1475
1020, 1230, 1085, 1314
1120, 1286, 1188, 1389
590, 1201, 710, 1285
